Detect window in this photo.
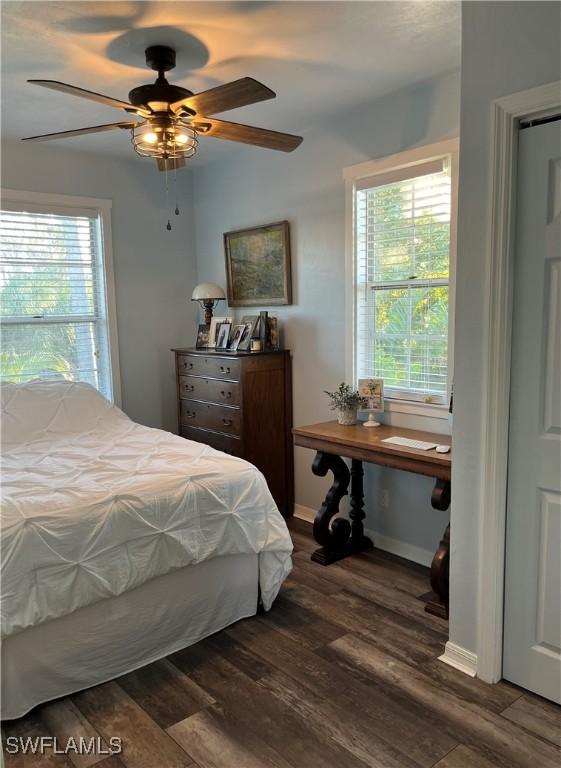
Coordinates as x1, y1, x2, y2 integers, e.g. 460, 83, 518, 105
0, 191, 120, 401
346, 140, 457, 411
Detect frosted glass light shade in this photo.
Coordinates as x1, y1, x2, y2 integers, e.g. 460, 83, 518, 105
191, 283, 226, 301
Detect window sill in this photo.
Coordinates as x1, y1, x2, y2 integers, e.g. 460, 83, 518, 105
384, 398, 450, 420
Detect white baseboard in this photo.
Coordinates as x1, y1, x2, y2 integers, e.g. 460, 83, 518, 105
294, 504, 315, 523
364, 529, 433, 568
293, 505, 433, 567
439, 641, 478, 677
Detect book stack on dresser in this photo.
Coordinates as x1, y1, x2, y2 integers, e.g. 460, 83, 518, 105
173, 347, 294, 517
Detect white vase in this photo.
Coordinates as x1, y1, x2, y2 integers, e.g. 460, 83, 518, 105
337, 407, 357, 426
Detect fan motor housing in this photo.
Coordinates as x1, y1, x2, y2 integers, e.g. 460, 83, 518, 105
129, 46, 193, 110
128, 82, 193, 109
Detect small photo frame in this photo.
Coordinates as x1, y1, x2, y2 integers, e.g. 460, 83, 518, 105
195, 323, 210, 349
237, 322, 254, 351
241, 315, 260, 340
216, 322, 231, 350
208, 316, 232, 348
358, 378, 384, 412
229, 324, 246, 351
358, 378, 384, 428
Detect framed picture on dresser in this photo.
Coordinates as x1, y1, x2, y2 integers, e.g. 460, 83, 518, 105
195, 324, 210, 349
216, 322, 231, 350
208, 316, 232, 348
229, 324, 246, 351
236, 322, 254, 351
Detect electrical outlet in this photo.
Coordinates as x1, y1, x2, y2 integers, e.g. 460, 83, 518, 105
381, 489, 390, 510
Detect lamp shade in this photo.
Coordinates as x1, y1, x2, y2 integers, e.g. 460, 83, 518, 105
191, 283, 226, 301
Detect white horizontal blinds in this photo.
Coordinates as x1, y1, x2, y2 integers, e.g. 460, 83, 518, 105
0, 204, 112, 399
355, 158, 451, 403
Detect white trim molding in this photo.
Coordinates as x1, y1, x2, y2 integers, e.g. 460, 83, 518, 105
439, 641, 478, 678
293, 504, 433, 567
343, 139, 459, 417
365, 529, 433, 568
477, 81, 561, 684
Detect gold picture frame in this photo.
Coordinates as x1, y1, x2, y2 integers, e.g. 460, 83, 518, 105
224, 221, 292, 307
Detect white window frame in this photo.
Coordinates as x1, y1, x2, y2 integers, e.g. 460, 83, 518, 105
0, 189, 121, 405
344, 138, 459, 420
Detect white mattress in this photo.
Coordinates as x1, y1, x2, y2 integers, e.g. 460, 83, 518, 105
0, 380, 293, 638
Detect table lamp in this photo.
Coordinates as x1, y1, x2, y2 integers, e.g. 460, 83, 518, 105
191, 283, 226, 325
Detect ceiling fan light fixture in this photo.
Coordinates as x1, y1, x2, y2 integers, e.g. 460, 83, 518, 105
131, 118, 198, 160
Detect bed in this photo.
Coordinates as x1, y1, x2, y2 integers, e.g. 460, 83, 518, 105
1, 380, 293, 719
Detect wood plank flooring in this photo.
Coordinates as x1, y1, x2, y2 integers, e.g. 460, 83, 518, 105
3, 518, 560, 768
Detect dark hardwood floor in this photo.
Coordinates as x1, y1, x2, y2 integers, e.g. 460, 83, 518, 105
3, 518, 560, 767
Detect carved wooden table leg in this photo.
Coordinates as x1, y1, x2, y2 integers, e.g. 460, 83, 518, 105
350, 459, 373, 552
311, 452, 373, 565
423, 478, 451, 618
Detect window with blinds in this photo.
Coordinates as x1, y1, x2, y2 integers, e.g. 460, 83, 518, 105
0, 200, 114, 399
354, 156, 453, 404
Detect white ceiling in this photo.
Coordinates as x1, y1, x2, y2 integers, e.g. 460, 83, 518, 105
1, 1, 460, 165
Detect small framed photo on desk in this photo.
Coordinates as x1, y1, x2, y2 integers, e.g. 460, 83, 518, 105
358, 378, 384, 427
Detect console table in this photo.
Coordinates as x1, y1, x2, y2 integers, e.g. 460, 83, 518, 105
293, 421, 451, 617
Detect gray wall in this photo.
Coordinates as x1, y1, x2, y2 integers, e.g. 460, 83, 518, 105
1, 141, 198, 431
451, 1, 561, 655
191, 70, 460, 560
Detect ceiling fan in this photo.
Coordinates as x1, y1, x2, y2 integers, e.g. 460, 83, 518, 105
22, 45, 303, 170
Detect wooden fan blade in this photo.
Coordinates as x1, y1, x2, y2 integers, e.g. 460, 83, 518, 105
27, 80, 151, 116
192, 118, 302, 152
170, 77, 275, 117
22, 122, 137, 142
156, 157, 186, 172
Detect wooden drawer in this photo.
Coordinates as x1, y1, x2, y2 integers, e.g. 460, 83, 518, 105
180, 399, 241, 436
179, 375, 240, 406
176, 354, 240, 381
180, 426, 242, 457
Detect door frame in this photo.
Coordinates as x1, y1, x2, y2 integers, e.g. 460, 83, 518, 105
477, 80, 561, 683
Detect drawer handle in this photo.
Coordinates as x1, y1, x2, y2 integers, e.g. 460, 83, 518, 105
184, 384, 195, 393
219, 365, 231, 374
222, 418, 233, 427
183, 361, 194, 370
185, 410, 196, 419
221, 390, 232, 400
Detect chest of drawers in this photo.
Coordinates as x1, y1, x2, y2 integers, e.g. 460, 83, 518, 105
173, 348, 294, 517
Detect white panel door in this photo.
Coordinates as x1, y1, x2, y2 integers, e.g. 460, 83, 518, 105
503, 119, 561, 703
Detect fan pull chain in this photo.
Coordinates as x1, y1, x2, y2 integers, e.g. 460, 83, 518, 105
174, 164, 180, 216
165, 164, 171, 231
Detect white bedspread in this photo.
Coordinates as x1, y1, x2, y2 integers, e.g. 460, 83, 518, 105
0, 380, 293, 638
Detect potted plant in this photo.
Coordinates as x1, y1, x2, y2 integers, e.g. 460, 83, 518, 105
324, 383, 368, 426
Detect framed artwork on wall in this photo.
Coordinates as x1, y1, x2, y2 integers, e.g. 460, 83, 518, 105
224, 221, 292, 307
